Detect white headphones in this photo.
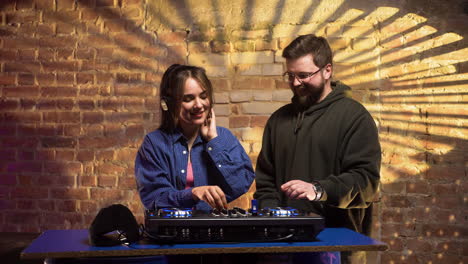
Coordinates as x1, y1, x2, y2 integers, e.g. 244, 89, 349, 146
160, 99, 168, 111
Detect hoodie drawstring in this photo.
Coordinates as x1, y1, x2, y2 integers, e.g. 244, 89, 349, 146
294, 111, 305, 134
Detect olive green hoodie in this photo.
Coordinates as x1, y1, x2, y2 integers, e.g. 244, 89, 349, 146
254, 81, 381, 235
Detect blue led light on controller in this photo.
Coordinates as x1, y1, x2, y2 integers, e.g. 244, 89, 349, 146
268, 207, 299, 217
251, 199, 258, 213
158, 208, 193, 218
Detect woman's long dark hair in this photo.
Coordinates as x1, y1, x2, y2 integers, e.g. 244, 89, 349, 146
159, 64, 214, 132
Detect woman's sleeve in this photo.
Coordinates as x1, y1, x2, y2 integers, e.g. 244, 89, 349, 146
134, 135, 195, 210
204, 127, 255, 202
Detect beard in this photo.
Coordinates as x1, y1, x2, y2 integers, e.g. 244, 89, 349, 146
291, 79, 326, 109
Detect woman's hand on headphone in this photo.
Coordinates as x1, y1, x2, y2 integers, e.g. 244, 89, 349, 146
200, 108, 218, 141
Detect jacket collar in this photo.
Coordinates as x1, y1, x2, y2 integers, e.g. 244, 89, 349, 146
171, 127, 203, 145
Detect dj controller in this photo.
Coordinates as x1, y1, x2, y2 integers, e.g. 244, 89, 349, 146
144, 204, 324, 243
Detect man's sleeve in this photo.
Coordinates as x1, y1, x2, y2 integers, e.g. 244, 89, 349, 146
318, 111, 381, 209
253, 120, 281, 208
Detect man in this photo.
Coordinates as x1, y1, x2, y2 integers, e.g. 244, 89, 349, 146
254, 34, 381, 263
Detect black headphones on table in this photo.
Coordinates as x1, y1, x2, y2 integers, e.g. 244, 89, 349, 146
88, 204, 140, 246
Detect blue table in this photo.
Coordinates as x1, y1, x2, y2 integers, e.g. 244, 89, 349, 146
21, 228, 387, 262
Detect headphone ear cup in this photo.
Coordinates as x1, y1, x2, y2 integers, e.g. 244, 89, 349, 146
161, 99, 168, 111
88, 204, 140, 247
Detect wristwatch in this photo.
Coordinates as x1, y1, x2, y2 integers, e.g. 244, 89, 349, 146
311, 181, 324, 201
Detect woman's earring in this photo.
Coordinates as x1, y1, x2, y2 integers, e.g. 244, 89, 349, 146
161, 100, 168, 111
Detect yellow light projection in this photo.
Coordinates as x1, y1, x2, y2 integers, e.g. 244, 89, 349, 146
1, 0, 465, 262
144, 1, 466, 263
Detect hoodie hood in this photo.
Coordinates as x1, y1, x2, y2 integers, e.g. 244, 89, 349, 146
292, 81, 351, 133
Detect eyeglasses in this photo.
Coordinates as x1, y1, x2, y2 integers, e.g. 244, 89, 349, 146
282, 68, 322, 83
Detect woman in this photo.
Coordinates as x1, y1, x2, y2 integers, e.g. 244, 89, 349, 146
135, 64, 255, 212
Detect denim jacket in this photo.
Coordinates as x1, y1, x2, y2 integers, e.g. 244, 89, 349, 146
135, 126, 255, 211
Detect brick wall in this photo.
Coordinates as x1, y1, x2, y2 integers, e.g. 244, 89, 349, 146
0, 0, 466, 263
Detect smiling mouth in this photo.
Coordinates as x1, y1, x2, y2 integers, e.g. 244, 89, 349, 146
191, 112, 204, 118
294, 85, 308, 96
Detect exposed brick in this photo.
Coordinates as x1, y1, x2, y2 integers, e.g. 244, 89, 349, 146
82, 112, 104, 124
61, 124, 81, 137
43, 112, 80, 123
210, 40, 231, 53
240, 102, 284, 115
42, 61, 78, 72
90, 188, 124, 201
114, 84, 152, 96
229, 116, 250, 128
18, 74, 35, 85
425, 165, 464, 181
40, 212, 83, 229
3, 86, 40, 97
0, 99, 19, 111
3, 112, 41, 123
56, 200, 78, 213
37, 200, 55, 211
41, 137, 77, 148
44, 162, 81, 177
125, 124, 144, 139
56, 99, 74, 110
103, 124, 125, 137
230, 90, 252, 102
0, 4, 463, 262
51, 188, 89, 200
36, 73, 56, 85
254, 39, 278, 51
79, 137, 120, 149
56, 0, 75, 9
105, 112, 144, 123
0, 73, 16, 85
118, 176, 137, 189
382, 194, 413, 208
35, 99, 55, 110
18, 49, 36, 60
6, 11, 38, 23
116, 73, 141, 84
18, 150, 34, 161
95, 150, 114, 161
12, 187, 48, 199
16, 200, 36, 211
231, 51, 274, 64
35, 149, 55, 161
233, 77, 275, 90
41, 86, 78, 97
188, 52, 229, 67
78, 100, 95, 110
272, 89, 292, 102
158, 31, 186, 44
123, 98, 145, 111
35, 0, 55, 10
80, 176, 97, 187
250, 116, 269, 127
54, 150, 74, 161
17, 174, 34, 186
6, 212, 39, 226
97, 175, 117, 187
0, 174, 16, 185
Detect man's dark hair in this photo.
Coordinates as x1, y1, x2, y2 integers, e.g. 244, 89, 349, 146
159, 64, 214, 132
282, 34, 333, 68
